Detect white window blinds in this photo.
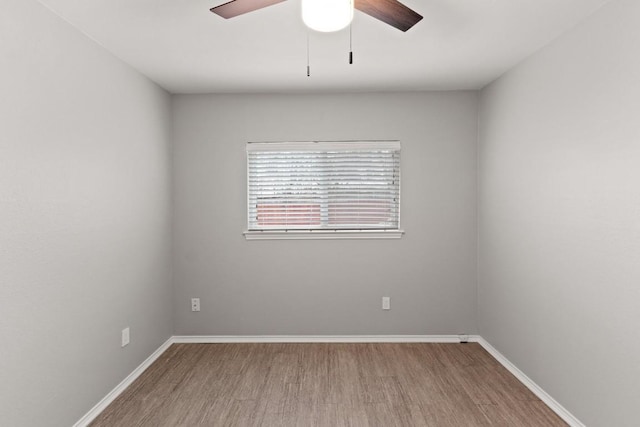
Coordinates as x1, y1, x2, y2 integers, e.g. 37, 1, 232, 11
247, 141, 401, 232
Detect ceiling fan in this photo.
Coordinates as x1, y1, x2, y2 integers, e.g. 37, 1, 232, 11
210, 0, 423, 33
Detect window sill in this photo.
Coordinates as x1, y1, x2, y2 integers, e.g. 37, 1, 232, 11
243, 229, 405, 240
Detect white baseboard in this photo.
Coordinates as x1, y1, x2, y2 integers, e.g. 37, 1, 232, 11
73, 337, 174, 427
172, 334, 473, 343
476, 337, 585, 427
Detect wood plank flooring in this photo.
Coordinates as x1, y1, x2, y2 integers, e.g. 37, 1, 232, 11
90, 343, 567, 426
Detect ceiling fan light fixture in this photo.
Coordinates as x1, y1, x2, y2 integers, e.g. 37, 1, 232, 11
302, 0, 354, 32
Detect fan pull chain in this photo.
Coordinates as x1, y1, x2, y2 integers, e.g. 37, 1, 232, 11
349, 23, 353, 64
307, 33, 311, 77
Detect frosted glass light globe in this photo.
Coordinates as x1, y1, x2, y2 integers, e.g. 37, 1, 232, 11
302, 0, 354, 32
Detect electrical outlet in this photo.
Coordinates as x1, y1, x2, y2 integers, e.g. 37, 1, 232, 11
191, 298, 200, 312
121, 327, 130, 347
382, 297, 391, 310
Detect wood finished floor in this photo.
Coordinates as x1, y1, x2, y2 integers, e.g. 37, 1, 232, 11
90, 343, 567, 427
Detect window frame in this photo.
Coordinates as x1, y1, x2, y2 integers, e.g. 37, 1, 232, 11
244, 140, 404, 240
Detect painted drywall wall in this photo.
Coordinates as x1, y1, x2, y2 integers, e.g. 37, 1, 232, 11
0, 1, 173, 426
478, 0, 640, 425
172, 92, 478, 335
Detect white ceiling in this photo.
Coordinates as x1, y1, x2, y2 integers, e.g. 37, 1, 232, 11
37, 0, 611, 94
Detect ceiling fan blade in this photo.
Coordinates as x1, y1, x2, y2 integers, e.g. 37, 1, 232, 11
211, 0, 287, 19
355, 0, 423, 32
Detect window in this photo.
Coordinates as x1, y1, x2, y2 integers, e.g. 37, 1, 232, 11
245, 141, 403, 240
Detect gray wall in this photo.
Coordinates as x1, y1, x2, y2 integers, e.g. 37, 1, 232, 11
0, 1, 173, 426
478, 0, 640, 425
173, 92, 478, 335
